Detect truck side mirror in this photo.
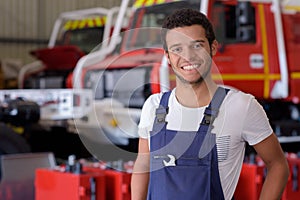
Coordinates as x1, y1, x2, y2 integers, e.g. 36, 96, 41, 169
236, 1, 255, 42
237, 27, 255, 42
236, 1, 253, 25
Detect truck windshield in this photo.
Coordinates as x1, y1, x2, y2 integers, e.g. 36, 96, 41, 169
59, 27, 105, 53
54, 16, 107, 53
56, 27, 105, 54
124, 1, 200, 50
84, 66, 152, 108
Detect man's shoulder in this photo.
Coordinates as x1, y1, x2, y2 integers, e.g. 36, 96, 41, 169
223, 87, 256, 109
143, 92, 163, 108
144, 90, 174, 107
226, 87, 254, 100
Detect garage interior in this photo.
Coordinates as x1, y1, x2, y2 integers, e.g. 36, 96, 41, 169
0, 0, 300, 199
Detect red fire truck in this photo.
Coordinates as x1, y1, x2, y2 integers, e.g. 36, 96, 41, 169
72, 0, 300, 156
18, 6, 129, 89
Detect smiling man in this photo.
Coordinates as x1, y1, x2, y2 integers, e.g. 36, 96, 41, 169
131, 8, 289, 200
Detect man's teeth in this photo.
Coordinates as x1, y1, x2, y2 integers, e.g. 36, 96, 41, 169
182, 64, 199, 70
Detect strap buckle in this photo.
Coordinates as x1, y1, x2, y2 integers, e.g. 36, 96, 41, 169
201, 113, 212, 125
155, 106, 168, 123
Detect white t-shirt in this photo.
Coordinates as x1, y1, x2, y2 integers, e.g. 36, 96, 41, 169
138, 88, 273, 200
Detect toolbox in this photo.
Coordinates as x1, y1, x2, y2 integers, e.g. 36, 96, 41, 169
35, 167, 106, 200
35, 158, 132, 200
234, 162, 266, 200
281, 154, 300, 200
84, 166, 132, 200
234, 153, 300, 200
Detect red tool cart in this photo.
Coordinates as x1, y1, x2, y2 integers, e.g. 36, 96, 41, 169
35, 167, 106, 200
282, 154, 300, 200
234, 162, 266, 200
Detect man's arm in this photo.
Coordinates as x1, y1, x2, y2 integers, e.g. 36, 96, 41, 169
131, 138, 150, 200
253, 133, 289, 200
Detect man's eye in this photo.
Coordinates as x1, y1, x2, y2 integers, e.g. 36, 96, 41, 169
170, 47, 182, 53
193, 43, 202, 49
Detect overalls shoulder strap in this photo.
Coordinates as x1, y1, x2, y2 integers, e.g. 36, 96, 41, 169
201, 87, 230, 126
200, 87, 230, 200
152, 91, 171, 132
198, 87, 230, 159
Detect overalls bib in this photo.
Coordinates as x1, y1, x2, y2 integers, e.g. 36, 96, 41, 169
147, 87, 229, 200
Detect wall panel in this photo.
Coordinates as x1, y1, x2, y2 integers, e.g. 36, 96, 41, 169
0, 0, 123, 65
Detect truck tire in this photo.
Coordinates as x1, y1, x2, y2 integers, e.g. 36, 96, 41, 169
0, 123, 31, 154
0, 123, 31, 180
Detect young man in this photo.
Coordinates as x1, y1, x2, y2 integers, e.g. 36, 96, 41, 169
131, 8, 289, 200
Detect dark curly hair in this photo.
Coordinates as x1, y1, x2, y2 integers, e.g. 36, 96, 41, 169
161, 8, 216, 51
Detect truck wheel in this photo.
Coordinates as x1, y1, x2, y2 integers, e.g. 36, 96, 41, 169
0, 123, 31, 180
0, 123, 31, 154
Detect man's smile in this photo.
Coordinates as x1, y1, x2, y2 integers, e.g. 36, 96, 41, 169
181, 64, 201, 71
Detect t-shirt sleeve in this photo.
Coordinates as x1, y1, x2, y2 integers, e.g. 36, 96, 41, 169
138, 93, 161, 139
241, 97, 273, 145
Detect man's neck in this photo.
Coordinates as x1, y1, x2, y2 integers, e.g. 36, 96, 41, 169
175, 80, 218, 108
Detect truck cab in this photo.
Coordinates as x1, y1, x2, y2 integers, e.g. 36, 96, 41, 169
210, 0, 300, 102
19, 7, 126, 89
208, 0, 300, 142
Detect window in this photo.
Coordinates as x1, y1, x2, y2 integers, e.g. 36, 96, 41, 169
212, 2, 256, 44
60, 27, 105, 53
125, 1, 200, 50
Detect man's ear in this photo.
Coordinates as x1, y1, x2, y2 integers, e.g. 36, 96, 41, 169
211, 40, 218, 56
164, 51, 171, 65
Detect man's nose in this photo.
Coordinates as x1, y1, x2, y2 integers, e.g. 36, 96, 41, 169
181, 47, 197, 62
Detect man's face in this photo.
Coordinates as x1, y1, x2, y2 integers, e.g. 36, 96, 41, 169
165, 24, 217, 85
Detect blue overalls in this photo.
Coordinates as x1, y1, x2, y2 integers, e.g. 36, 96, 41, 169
147, 87, 229, 200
